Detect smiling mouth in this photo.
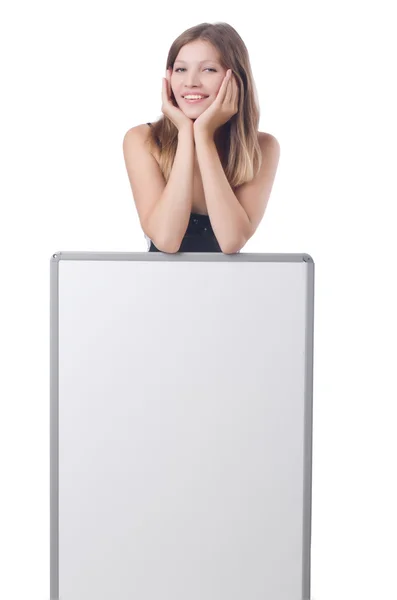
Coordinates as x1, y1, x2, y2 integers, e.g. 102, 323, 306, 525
182, 96, 209, 103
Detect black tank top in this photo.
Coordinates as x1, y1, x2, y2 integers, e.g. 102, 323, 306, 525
146, 122, 223, 253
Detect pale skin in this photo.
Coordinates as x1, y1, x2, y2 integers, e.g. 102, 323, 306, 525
122, 39, 280, 253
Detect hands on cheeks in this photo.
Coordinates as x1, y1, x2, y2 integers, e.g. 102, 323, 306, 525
193, 69, 239, 138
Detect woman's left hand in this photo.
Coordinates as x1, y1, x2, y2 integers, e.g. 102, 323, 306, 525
193, 70, 239, 138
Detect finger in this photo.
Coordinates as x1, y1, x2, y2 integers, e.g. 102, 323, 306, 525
224, 74, 233, 104
164, 73, 171, 99
230, 77, 239, 114
216, 70, 231, 104
162, 77, 171, 105
162, 77, 167, 100
227, 76, 237, 109
166, 70, 175, 101
230, 75, 239, 109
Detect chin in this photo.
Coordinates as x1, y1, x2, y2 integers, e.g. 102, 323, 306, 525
181, 107, 203, 115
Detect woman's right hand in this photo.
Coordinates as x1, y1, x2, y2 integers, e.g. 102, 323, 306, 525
161, 68, 193, 132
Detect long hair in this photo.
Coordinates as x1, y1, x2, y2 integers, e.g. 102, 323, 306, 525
146, 22, 262, 189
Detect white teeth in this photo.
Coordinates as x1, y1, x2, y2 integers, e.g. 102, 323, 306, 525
184, 95, 206, 99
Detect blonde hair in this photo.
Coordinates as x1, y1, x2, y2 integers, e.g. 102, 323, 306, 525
146, 22, 262, 189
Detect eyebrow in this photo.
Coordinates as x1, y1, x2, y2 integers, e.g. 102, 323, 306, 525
174, 59, 220, 64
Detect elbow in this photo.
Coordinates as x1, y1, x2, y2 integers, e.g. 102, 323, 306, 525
222, 248, 241, 255
161, 233, 182, 253
162, 244, 180, 254
144, 221, 181, 253
151, 233, 181, 254
151, 239, 179, 253
221, 235, 246, 254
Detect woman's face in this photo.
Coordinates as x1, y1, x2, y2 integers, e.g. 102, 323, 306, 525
171, 40, 227, 117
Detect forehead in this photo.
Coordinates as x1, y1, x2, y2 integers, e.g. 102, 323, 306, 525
174, 40, 221, 63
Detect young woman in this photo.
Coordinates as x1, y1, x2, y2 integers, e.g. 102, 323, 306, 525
123, 22, 280, 254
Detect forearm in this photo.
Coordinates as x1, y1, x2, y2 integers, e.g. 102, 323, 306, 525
194, 131, 251, 253
147, 126, 194, 252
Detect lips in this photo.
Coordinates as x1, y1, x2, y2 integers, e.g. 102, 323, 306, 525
182, 95, 209, 105
182, 95, 209, 99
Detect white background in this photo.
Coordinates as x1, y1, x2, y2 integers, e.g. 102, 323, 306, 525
0, 1, 396, 599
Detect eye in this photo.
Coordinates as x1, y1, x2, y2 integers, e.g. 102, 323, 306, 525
174, 67, 217, 73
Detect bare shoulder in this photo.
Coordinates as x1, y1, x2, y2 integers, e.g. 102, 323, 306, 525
123, 123, 152, 147
258, 131, 280, 151
123, 123, 160, 162
257, 132, 281, 171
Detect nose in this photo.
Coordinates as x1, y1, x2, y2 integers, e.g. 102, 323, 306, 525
184, 70, 201, 87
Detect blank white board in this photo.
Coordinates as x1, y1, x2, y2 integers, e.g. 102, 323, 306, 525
50, 251, 315, 600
